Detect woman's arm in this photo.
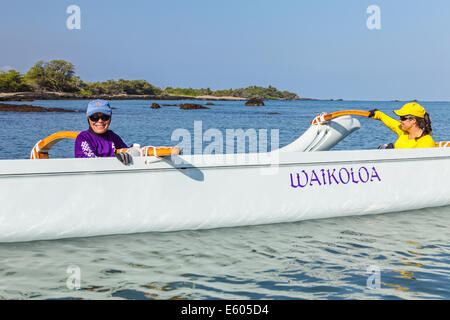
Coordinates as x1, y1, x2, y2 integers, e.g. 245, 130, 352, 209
372, 110, 404, 136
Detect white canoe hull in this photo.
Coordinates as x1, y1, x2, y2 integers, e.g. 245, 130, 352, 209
1, 148, 449, 242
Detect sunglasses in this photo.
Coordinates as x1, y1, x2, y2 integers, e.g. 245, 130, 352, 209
89, 114, 111, 122
399, 115, 415, 121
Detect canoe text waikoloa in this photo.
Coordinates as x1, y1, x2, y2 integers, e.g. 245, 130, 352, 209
290, 166, 381, 188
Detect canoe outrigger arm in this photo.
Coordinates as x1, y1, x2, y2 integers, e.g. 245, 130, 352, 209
30, 131, 180, 159
310, 110, 371, 125
30, 131, 80, 159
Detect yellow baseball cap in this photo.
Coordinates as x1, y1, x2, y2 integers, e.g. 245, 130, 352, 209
394, 102, 426, 118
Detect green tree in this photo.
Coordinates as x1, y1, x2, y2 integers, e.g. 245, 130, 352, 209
25, 59, 77, 92
0, 69, 32, 92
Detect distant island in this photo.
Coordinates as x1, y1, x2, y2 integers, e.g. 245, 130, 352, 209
0, 59, 300, 101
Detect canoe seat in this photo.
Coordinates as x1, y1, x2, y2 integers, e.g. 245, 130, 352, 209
436, 141, 450, 147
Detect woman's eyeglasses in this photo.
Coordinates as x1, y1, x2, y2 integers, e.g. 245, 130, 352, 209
400, 115, 415, 121
89, 114, 111, 122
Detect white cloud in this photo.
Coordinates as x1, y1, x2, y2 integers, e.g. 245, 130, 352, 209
0, 65, 14, 72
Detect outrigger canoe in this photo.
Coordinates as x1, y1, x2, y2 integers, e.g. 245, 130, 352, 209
0, 110, 449, 242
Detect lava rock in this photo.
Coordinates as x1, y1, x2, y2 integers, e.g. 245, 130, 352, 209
245, 98, 264, 106
0, 103, 77, 112
179, 103, 210, 110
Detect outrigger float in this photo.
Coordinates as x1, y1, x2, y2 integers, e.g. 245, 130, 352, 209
1, 110, 449, 242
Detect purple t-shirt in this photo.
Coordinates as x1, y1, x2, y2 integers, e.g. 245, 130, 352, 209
75, 129, 128, 158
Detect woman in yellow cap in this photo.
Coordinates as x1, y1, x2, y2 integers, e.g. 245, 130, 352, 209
368, 102, 435, 148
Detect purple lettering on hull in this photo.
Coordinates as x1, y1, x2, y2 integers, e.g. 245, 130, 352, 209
290, 171, 309, 188
290, 166, 381, 189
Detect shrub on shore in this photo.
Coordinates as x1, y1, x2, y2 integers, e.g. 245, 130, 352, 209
163, 85, 299, 100
83, 79, 162, 96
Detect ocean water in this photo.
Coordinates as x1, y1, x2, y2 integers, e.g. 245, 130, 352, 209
0, 99, 449, 300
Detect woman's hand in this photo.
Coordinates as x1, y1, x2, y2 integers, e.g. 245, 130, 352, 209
115, 152, 132, 165
368, 109, 378, 118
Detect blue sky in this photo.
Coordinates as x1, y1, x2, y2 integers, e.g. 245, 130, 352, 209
1, 0, 450, 100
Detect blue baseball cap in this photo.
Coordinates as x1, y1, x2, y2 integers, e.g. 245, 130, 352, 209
86, 99, 112, 117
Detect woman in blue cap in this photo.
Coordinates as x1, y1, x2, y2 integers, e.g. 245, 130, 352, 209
74, 99, 132, 164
